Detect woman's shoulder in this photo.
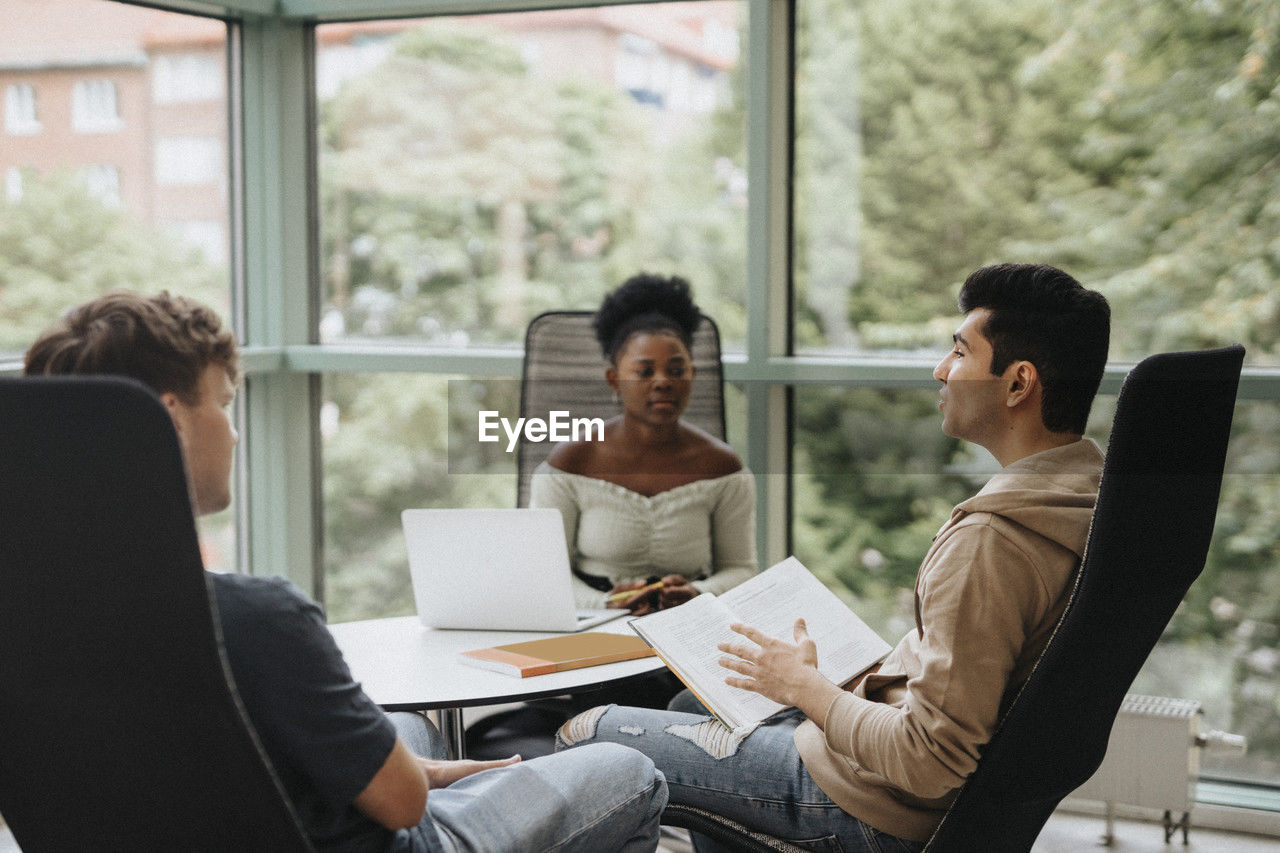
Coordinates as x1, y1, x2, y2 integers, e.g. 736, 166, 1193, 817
543, 438, 597, 475
678, 423, 743, 479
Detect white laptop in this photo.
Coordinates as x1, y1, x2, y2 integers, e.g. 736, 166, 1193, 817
401, 507, 626, 632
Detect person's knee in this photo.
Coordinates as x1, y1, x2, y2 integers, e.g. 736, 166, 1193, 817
387, 710, 447, 759
589, 741, 658, 782
566, 742, 666, 809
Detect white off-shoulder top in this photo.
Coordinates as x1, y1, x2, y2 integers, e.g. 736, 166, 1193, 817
528, 461, 758, 608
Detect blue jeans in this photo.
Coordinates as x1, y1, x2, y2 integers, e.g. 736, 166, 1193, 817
389, 711, 667, 853
553, 700, 924, 853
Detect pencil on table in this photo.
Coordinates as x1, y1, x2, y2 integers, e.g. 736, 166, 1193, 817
607, 580, 665, 605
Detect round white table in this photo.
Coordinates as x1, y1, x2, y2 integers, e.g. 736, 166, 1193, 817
328, 614, 667, 757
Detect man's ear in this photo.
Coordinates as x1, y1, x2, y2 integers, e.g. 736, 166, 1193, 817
1006, 361, 1038, 409
605, 366, 620, 395
158, 391, 186, 434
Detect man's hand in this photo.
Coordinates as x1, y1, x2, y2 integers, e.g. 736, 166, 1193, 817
420, 755, 521, 790
717, 619, 842, 723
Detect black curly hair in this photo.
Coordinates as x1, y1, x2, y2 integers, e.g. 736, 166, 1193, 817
593, 273, 701, 363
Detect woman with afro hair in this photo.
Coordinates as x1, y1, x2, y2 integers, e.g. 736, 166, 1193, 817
530, 273, 757, 625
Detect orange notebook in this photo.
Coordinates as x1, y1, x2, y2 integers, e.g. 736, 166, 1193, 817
459, 632, 656, 678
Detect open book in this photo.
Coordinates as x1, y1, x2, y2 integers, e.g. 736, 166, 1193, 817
629, 556, 891, 733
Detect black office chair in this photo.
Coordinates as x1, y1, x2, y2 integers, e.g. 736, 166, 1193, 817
660, 345, 1245, 852
515, 310, 726, 507
0, 376, 314, 852
922, 344, 1244, 851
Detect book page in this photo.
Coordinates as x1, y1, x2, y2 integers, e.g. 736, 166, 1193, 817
720, 557, 892, 686
631, 593, 785, 729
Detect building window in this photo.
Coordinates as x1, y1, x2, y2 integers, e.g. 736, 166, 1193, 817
154, 136, 222, 185
71, 79, 121, 133
81, 164, 121, 206
4, 166, 22, 203
615, 33, 665, 107
152, 53, 222, 104
4, 83, 40, 135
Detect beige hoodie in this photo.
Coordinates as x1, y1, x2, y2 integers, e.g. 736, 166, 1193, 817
793, 438, 1104, 842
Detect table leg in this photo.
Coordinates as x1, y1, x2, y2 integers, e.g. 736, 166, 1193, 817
439, 707, 466, 759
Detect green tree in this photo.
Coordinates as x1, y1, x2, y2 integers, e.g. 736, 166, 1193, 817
1007, 4, 1280, 723
792, 0, 1082, 626
321, 374, 518, 622
0, 172, 227, 353
320, 16, 749, 347
795, 0, 1092, 351
794, 388, 973, 625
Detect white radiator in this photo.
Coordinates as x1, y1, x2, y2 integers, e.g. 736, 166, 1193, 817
1069, 694, 1247, 844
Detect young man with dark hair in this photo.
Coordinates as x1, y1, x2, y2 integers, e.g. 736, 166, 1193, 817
557, 263, 1111, 851
956, 262, 1110, 436
25, 290, 668, 853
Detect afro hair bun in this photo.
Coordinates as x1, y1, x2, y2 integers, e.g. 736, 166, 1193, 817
593, 273, 701, 361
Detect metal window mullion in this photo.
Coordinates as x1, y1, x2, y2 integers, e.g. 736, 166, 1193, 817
744, 0, 793, 568
239, 16, 322, 598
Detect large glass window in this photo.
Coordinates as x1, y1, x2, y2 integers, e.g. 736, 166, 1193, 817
1159, 398, 1280, 785
793, 0, 1280, 785
794, 0, 1279, 366
315, 3, 748, 352
314, 3, 751, 622
0, 0, 235, 569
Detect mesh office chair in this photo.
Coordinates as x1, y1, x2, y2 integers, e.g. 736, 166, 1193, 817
0, 376, 314, 852
661, 345, 1245, 852
515, 310, 726, 507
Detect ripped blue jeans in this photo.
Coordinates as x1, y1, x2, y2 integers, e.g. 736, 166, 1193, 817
555, 699, 924, 853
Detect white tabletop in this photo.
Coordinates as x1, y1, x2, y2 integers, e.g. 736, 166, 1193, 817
328, 614, 668, 711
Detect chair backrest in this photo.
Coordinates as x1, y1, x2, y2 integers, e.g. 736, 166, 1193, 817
0, 376, 313, 853
924, 345, 1245, 852
516, 310, 726, 506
